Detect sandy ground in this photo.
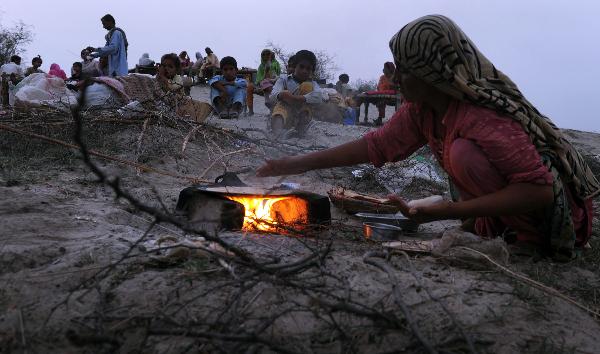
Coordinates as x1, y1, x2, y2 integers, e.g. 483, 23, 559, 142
0, 86, 599, 353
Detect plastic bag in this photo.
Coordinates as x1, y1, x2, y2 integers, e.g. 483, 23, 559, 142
343, 107, 357, 125
83, 82, 121, 109
13, 73, 76, 109
117, 100, 144, 118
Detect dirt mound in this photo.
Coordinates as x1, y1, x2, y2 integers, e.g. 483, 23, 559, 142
1, 87, 599, 353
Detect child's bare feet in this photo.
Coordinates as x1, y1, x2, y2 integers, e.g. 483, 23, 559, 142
214, 97, 226, 111
295, 111, 312, 137
271, 115, 284, 138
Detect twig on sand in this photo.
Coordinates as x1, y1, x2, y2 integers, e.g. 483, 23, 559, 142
396, 251, 479, 354
0, 123, 210, 184
181, 124, 204, 155
44, 221, 158, 325
198, 147, 252, 179
458, 247, 600, 319
363, 251, 439, 354
19, 308, 27, 354
135, 117, 151, 158
134, 117, 151, 176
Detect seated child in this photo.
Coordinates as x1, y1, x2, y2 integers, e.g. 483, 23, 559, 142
263, 54, 298, 111
270, 50, 323, 138
208, 56, 247, 119
246, 49, 282, 116
25, 56, 44, 77
66, 62, 84, 91
146, 53, 212, 123
69, 62, 83, 81
335, 73, 352, 97
99, 56, 109, 77
156, 53, 184, 94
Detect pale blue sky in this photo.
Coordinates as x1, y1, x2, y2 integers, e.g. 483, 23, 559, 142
1, 0, 599, 131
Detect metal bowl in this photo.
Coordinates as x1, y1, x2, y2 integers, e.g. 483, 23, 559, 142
355, 213, 419, 232
363, 222, 404, 241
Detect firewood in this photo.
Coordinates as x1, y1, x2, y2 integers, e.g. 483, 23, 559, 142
327, 187, 400, 214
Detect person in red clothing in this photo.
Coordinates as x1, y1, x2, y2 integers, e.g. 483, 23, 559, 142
375, 61, 397, 120
257, 15, 599, 260
377, 62, 396, 91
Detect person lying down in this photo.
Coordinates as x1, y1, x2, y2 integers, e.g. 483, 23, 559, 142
257, 15, 598, 261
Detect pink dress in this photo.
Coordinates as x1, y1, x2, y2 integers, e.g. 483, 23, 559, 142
365, 100, 593, 246
48, 63, 67, 80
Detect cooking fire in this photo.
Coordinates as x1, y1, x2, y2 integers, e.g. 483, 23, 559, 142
176, 184, 331, 234
225, 195, 309, 232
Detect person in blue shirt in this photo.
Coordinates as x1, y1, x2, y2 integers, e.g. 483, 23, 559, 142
209, 56, 247, 119
91, 14, 128, 77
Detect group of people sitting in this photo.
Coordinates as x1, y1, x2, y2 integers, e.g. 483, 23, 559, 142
0, 54, 90, 87
0, 49, 112, 97
137, 47, 220, 82
0, 44, 397, 137
204, 48, 336, 137
204, 47, 399, 137
134, 46, 338, 135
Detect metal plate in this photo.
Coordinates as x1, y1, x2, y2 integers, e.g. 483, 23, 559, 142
363, 222, 403, 241
356, 213, 419, 232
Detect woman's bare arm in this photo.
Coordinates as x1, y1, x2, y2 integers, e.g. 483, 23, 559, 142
391, 183, 554, 223
257, 137, 370, 177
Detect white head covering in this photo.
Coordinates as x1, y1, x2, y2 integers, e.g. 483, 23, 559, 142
138, 53, 154, 66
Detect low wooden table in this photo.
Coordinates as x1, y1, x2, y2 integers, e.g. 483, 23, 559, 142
354, 91, 402, 124
129, 65, 157, 76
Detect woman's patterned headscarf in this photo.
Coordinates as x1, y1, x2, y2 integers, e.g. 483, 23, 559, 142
390, 15, 599, 199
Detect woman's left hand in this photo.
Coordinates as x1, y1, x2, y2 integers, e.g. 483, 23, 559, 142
387, 195, 448, 224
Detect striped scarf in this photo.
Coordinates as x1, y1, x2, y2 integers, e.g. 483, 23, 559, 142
389, 15, 600, 200
106, 27, 128, 58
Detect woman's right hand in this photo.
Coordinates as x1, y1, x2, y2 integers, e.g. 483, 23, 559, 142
256, 157, 306, 177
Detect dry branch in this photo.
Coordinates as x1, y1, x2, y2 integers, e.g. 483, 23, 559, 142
198, 147, 252, 179
363, 251, 439, 354
458, 246, 600, 319
0, 123, 211, 183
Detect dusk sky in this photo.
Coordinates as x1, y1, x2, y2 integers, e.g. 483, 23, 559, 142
1, 0, 599, 131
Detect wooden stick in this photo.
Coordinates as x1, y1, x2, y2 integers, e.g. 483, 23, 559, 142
91, 118, 147, 124
19, 308, 27, 353
0, 123, 210, 184
458, 246, 600, 318
198, 147, 252, 179
181, 124, 204, 155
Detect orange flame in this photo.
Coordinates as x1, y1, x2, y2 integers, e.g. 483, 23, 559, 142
225, 195, 309, 232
